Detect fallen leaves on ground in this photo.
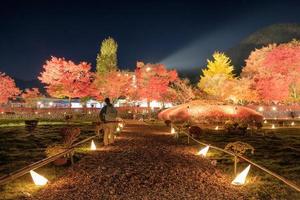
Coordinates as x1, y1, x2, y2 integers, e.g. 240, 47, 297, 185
25, 124, 246, 200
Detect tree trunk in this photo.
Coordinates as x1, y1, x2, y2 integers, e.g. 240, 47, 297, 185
147, 100, 151, 119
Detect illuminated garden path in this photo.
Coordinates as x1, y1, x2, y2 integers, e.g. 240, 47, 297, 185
30, 123, 245, 200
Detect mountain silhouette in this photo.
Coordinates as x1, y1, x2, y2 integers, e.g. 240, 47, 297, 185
226, 23, 300, 73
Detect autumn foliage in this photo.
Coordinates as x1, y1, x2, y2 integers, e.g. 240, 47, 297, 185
38, 57, 93, 103
21, 88, 42, 107
242, 39, 300, 103
135, 62, 178, 104
92, 70, 133, 101
0, 73, 20, 104
198, 52, 235, 97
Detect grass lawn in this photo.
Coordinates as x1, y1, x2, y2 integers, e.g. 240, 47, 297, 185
0, 123, 97, 176
177, 127, 300, 199
0, 121, 102, 200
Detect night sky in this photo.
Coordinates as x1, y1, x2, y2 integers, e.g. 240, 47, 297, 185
1, 0, 300, 81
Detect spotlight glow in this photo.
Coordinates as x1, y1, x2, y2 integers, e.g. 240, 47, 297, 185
271, 124, 275, 129
197, 146, 209, 157
30, 170, 48, 186
91, 140, 96, 150
171, 127, 176, 134
232, 165, 251, 185
291, 121, 295, 126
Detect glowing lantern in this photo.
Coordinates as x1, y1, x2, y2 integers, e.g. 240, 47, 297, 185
116, 127, 121, 132
291, 122, 295, 126
91, 140, 96, 150
35, 111, 38, 115
197, 146, 209, 157
171, 127, 176, 134
49, 102, 53, 106
119, 123, 124, 128
215, 126, 219, 130
263, 120, 267, 124
48, 112, 51, 115
271, 124, 275, 129
30, 170, 48, 186
272, 106, 277, 111
232, 165, 251, 185
146, 67, 151, 72
258, 106, 264, 112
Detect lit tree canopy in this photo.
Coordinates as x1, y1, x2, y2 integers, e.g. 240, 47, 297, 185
198, 52, 234, 97
168, 78, 195, 104
21, 88, 42, 107
222, 78, 258, 104
96, 37, 118, 74
38, 57, 93, 102
92, 70, 134, 102
242, 39, 300, 103
135, 62, 178, 103
0, 72, 20, 104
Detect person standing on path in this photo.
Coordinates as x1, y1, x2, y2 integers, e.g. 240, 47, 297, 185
100, 98, 118, 145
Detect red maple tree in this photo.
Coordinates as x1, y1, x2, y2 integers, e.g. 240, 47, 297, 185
242, 40, 300, 103
21, 88, 42, 107
38, 57, 93, 106
135, 62, 178, 106
0, 73, 20, 104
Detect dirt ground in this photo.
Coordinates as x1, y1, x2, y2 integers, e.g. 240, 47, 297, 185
24, 123, 245, 200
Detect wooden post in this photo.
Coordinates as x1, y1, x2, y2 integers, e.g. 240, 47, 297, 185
70, 151, 74, 165
234, 155, 237, 176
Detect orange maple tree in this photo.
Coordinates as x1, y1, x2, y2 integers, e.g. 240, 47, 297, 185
21, 88, 42, 107
38, 57, 93, 106
91, 70, 133, 101
0, 73, 20, 104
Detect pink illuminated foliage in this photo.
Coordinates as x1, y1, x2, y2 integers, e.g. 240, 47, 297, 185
242, 40, 300, 102
0, 73, 20, 104
21, 88, 42, 108
38, 57, 93, 104
135, 62, 178, 104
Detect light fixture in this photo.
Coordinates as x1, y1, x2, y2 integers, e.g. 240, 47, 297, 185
271, 124, 275, 129
258, 106, 264, 112
215, 126, 219, 130
30, 170, 48, 186
91, 140, 96, 150
171, 127, 175, 134
197, 146, 209, 157
232, 165, 251, 185
291, 121, 295, 126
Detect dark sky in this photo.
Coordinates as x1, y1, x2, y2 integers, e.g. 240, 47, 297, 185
1, 0, 300, 80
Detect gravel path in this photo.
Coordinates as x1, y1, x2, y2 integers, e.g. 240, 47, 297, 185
29, 123, 246, 200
